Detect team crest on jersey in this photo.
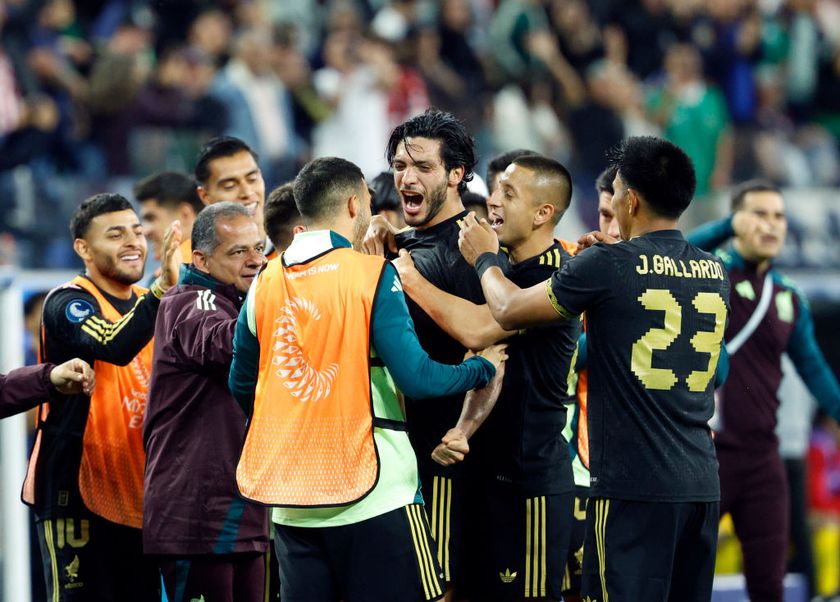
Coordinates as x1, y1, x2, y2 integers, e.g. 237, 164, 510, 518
65, 299, 94, 323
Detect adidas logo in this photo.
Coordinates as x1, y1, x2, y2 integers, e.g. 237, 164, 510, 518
499, 568, 518, 583
190, 596, 206, 602
391, 276, 403, 293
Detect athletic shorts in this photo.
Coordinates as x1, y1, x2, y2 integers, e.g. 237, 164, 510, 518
37, 513, 159, 602
274, 503, 444, 602
562, 486, 589, 595
581, 498, 719, 602
467, 479, 574, 600
158, 551, 267, 602
420, 470, 471, 585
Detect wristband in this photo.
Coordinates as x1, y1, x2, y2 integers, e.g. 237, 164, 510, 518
150, 279, 166, 300
475, 252, 501, 279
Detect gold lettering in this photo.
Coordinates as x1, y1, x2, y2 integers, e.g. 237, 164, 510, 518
653, 255, 665, 274
713, 262, 724, 280
636, 254, 649, 275
65, 519, 90, 549
700, 260, 712, 279
679, 260, 691, 278
690, 260, 702, 278
663, 257, 675, 276
57, 518, 65, 549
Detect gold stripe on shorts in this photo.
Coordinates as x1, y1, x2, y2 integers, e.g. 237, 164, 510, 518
430, 476, 452, 581
406, 505, 443, 600
525, 496, 547, 597
43, 519, 60, 602
596, 499, 611, 602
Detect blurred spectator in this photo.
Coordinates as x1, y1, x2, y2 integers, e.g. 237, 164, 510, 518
647, 43, 733, 198
461, 190, 488, 221
213, 27, 301, 188
369, 170, 405, 229
264, 182, 303, 254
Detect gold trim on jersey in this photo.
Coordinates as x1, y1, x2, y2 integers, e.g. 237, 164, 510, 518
545, 280, 576, 320
538, 248, 563, 268
430, 476, 452, 581
80, 297, 144, 344
595, 499, 610, 602
406, 504, 444, 600
525, 496, 548, 597
43, 519, 60, 602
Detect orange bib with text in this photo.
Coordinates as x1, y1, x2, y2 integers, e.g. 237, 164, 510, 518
73, 276, 152, 528
237, 247, 386, 507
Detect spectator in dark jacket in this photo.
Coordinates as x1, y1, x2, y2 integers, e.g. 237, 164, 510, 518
143, 202, 267, 602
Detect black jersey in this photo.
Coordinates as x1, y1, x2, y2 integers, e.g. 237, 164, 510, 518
471, 243, 579, 495
395, 211, 489, 476
548, 231, 730, 502
28, 277, 160, 519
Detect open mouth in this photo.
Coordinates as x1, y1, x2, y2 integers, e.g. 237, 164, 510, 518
241, 201, 258, 217
401, 191, 425, 216
489, 214, 504, 231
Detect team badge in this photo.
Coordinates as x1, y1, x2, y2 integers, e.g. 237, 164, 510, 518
65, 299, 94, 323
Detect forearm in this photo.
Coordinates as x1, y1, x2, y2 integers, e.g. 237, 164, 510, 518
0, 364, 53, 419
75, 294, 160, 365
405, 274, 512, 351
229, 309, 260, 416
686, 216, 734, 252
452, 366, 504, 439
479, 265, 561, 330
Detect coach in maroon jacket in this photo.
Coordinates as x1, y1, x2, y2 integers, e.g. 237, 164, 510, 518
143, 202, 268, 601
1, 359, 94, 418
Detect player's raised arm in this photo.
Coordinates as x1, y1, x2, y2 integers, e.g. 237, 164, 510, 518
458, 212, 563, 330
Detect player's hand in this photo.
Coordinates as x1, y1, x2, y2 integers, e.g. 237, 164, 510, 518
431, 428, 469, 466
576, 230, 618, 253
49, 358, 95, 396
476, 343, 508, 370
156, 220, 183, 291
391, 249, 420, 293
731, 209, 756, 238
362, 215, 398, 256
458, 212, 499, 266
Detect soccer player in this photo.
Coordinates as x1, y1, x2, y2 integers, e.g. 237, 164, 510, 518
458, 136, 730, 601
144, 202, 268, 602
486, 149, 538, 195
24, 193, 181, 601
135, 171, 204, 264
362, 109, 503, 596
194, 136, 278, 258
392, 154, 580, 601
264, 182, 304, 254
228, 156, 505, 602
1, 359, 94, 419
688, 180, 840, 602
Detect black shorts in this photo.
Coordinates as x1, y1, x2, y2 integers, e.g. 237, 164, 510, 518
274, 504, 444, 602
420, 470, 471, 585
562, 486, 589, 595
467, 479, 574, 600
581, 498, 719, 602
36, 513, 159, 602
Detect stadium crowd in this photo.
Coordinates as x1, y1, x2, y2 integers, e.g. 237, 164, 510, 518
2, 0, 840, 266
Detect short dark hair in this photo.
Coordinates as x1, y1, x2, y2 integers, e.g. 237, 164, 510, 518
70, 193, 134, 239
133, 171, 204, 215
731, 179, 782, 212
461, 191, 487, 212
511, 155, 573, 224
194, 136, 258, 185
385, 108, 476, 194
264, 183, 301, 251
609, 136, 695, 219
595, 165, 617, 195
486, 149, 538, 193
293, 157, 365, 222
370, 171, 400, 213
191, 202, 251, 255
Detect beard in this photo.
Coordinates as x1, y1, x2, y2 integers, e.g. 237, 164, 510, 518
94, 254, 144, 286
406, 179, 448, 228
351, 209, 371, 251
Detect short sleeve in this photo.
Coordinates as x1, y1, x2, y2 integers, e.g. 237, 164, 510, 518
547, 245, 613, 318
